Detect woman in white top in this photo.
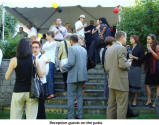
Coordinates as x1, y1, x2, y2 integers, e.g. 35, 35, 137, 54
32, 41, 49, 119
42, 31, 57, 99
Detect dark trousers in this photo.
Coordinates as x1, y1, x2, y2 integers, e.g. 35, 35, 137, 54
37, 98, 46, 119
155, 96, 159, 119
63, 72, 68, 89
46, 62, 55, 95
88, 37, 103, 65
37, 84, 46, 119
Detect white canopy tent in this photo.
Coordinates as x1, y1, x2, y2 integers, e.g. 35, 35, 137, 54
0, 0, 135, 40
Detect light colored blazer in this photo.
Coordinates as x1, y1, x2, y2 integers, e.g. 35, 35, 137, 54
58, 40, 71, 60
62, 44, 88, 83
104, 42, 130, 92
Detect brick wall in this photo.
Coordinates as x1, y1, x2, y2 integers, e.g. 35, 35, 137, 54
0, 59, 15, 107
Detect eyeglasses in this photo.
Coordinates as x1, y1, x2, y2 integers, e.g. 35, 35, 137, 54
32, 46, 39, 49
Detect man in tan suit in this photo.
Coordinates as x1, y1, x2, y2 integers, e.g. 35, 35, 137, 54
104, 31, 131, 119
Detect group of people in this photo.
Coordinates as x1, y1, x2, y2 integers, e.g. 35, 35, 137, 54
104, 31, 159, 119
2, 13, 159, 120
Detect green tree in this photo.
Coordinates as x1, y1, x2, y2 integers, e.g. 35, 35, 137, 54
118, 0, 159, 48
0, 6, 18, 39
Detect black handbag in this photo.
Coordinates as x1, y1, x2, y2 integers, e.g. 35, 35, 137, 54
30, 58, 44, 99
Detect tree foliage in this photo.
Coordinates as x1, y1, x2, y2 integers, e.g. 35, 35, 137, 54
118, 0, 159, 48
0, 6, 18, 39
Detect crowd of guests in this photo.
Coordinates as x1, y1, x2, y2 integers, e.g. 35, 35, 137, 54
2, 14, 159, 119
104, 31, 159, 119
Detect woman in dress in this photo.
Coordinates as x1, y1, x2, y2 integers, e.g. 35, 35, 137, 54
42, 31, 57, 99
145, 34, 159, 107
128, 35, 144, 106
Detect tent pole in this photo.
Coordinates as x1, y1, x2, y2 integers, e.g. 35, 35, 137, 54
1, 5, 5, 42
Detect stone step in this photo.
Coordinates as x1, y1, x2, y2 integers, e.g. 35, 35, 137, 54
54, 88, 156, 98
46, 97, 107, 106
54, 75, 105, 80
55, 72, 105, 76
55, 89, 104, 97
45, 104, 155, 115
54, 76, 105, 83
54, 82, 104, 89
45, 104, 106, 115
46, 96, 156, 106
93, 64, 104, 70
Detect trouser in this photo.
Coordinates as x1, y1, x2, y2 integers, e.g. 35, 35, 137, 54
88, 37, 103, 65
104, 71, 109, 99
10, 92, 38, 119
155, 95, 159, 119
107, 88, 128, 119
67, 82, 84, 119
46, 62, 55, 95
37, 98, 46, 119
63, 72, 68, 89
37, 84, 46, 119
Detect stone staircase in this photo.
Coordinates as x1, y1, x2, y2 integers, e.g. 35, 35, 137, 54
45, 64, 156, 115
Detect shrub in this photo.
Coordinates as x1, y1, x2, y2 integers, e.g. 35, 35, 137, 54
118, 0, 159, 48
0, 36, 22, 59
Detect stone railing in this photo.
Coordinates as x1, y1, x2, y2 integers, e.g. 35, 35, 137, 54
0, 59, 15, 107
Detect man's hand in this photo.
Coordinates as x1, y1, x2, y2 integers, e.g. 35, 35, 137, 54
56, 29, 60, 34
92, 29, 97, 34
84, 23, 87, 28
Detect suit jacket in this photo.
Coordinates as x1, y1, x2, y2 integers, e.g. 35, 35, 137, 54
62, 44, 88, 83
104, 42, 130, 92
58, 40, 71, 60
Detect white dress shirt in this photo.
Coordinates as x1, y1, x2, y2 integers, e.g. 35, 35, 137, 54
75, 20, 85, 38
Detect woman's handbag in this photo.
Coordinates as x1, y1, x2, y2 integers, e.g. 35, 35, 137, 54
30, 58, 44, 99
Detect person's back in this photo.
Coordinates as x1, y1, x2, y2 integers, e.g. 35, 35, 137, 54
5, 37, 42, 119
104, 31, 130, 119
61, 35, 88, 119
105, 43, 129, 91
71, 44, 87, 82
14, 56, 32, 92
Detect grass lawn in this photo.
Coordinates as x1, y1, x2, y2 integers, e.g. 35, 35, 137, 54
0, 110, 157, 119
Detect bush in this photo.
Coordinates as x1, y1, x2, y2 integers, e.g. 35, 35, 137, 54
118, 0, 159, 48
0, 36, 22, 59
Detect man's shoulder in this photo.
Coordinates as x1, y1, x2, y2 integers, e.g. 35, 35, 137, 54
61, 25, 67, 29
75, 20, 81, 25
71, 44, 84, 50
117, 45, 127, 52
